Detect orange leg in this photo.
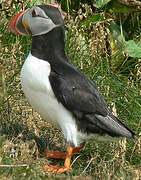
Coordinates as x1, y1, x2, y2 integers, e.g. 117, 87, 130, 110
72, 142, 85, 153
44, 142, 85, 173
42, 142, 85, 159
42, 149, 66, 159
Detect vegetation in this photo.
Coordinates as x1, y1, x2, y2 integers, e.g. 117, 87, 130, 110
0, 0, 141, 179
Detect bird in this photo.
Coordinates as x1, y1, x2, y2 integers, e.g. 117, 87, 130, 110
8, 5, 136, 173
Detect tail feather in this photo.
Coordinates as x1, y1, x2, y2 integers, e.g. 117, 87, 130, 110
95, 114, 136, 140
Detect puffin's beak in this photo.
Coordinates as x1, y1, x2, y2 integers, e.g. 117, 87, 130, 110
8, 10, 29, 35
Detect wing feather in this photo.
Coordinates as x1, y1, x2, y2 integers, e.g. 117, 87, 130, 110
49, 62, 108, 116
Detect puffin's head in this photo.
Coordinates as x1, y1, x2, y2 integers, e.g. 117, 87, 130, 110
8, 5, 64, 36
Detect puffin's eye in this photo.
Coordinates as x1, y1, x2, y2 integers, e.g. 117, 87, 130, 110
32, 9, 37, 17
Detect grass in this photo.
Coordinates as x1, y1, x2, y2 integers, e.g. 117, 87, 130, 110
0, 1, 141, 179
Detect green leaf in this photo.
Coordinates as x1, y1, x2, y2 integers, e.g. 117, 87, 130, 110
109, 22, 125, 46
125, 40, 141, 58
109, 22, 141, 59
94, 0, 112, 8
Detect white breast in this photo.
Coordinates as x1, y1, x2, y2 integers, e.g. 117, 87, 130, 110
20, 53, 87, 147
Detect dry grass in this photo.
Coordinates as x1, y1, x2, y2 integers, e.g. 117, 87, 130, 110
0, 0, 141, 179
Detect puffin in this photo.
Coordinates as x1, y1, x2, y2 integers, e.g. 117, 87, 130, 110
8, 5, 136, 173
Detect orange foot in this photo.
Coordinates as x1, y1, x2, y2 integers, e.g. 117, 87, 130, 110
43, 142, 85, 173
44, 164, 69, 173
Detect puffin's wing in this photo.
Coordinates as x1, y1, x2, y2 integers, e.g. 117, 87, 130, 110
49, 62, 135, 139
49, 62, 108, 116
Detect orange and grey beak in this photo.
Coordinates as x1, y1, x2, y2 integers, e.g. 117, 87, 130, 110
8, 10, 29, 35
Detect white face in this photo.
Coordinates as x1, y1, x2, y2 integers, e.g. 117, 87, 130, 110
8, 5, 64, 36
22, 6, 57, 36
